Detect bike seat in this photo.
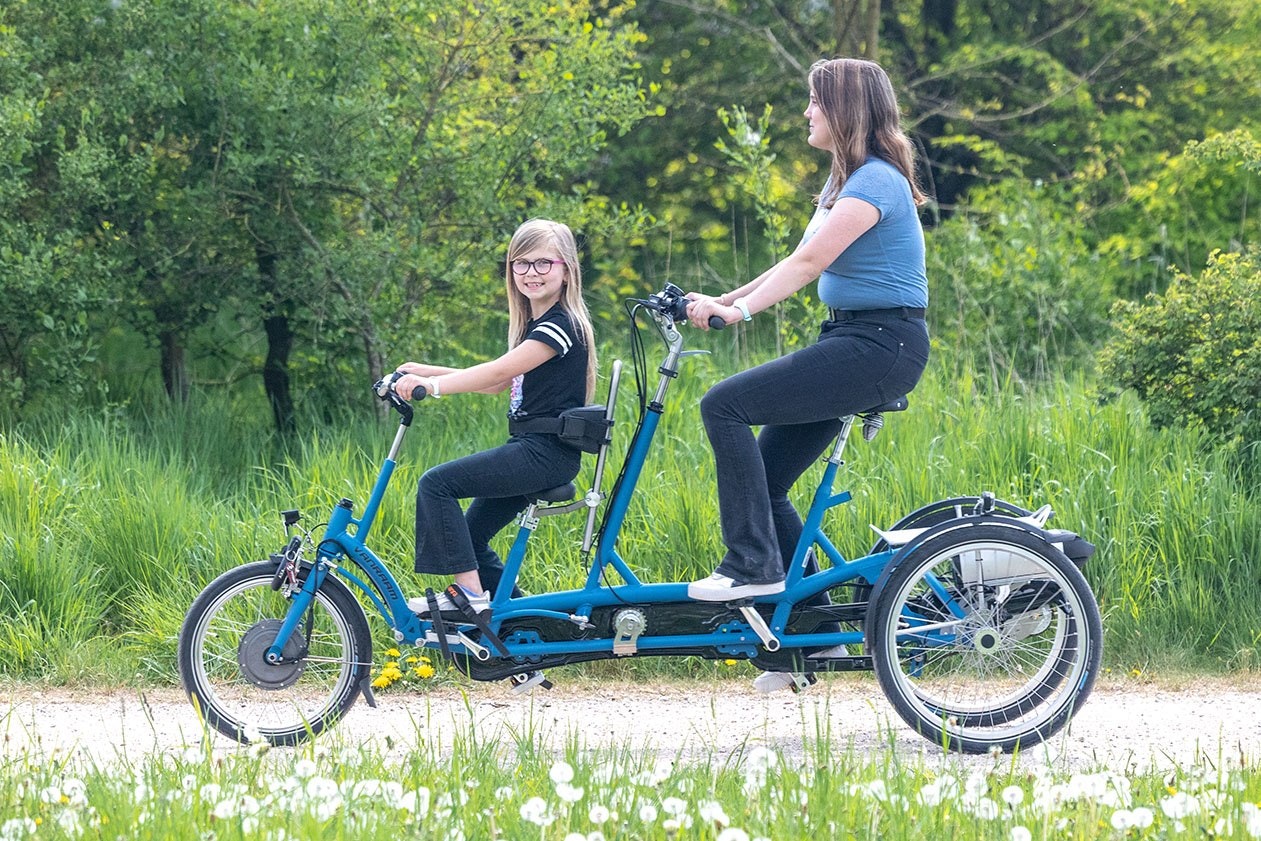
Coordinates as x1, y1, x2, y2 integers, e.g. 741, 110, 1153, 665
532, 482, 576, 503
861, 396, 909, 414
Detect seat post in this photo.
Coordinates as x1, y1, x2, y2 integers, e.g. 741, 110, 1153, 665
826, 415, 857, 466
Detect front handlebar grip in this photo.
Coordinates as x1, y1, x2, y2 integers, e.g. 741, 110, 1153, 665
707, 314, 727, 330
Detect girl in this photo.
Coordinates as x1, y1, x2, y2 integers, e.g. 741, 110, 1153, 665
393, 219, 597, 613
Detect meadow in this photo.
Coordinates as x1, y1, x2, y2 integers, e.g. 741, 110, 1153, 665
2, 355, 1260, 685
3, 716, 1261, 840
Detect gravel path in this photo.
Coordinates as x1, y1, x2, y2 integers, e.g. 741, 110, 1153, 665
4, 675, 1259, 772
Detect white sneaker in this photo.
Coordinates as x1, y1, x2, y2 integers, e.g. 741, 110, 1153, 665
807, 643, 851, 659
408, 587, 490, 615
752, 671, 799, 694
687, 573, 786, 601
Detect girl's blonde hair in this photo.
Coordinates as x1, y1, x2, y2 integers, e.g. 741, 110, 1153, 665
807, 58, 926, 209
505, 219, 597, 402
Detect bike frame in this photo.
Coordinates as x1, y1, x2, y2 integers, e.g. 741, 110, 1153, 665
266, 307, 898, 666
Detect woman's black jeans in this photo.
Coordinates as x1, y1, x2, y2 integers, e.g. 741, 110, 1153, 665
415, 433, 580, 597
701, 312, 930, 585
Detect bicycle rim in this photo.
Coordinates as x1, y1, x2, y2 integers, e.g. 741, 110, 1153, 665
873, 529, 1100, 752
180, 565, 368, 746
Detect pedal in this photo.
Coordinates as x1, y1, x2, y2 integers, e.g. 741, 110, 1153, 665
789, 672, 817, 693
508, 670, 552, 694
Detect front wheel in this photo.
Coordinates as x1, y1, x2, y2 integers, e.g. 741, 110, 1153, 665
177, 561, 372, 746
870, 524, 1101, 753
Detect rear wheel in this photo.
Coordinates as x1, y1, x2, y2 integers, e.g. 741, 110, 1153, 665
178, 561, 372, 746
870, 524, 1101, 753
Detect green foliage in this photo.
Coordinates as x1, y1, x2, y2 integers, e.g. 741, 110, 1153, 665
925, 181, 1115, 383
4, 358, 1261, 683
1098, 248, 1261, 451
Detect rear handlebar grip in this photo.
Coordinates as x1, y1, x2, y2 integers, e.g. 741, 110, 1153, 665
708, 315, 727, 330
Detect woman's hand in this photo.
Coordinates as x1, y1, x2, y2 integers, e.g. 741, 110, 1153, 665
686, 296, 739, 331
394, 373, 432, 401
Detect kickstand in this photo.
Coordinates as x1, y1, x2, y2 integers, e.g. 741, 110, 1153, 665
508, 670, 552, 694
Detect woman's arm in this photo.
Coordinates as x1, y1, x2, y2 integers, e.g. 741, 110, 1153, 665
688, 197, 879, 328
394, 340, 558, 400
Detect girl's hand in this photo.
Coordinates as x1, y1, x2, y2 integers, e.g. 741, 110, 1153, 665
396, 362, 424, 375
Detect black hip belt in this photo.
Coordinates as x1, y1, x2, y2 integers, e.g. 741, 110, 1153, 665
828, 306, 925, 321
507, 405, 611, 454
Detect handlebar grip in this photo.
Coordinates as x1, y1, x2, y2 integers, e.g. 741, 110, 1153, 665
708, 315, 727, 330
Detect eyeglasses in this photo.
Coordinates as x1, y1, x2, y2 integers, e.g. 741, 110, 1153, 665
511, 258, 565, 275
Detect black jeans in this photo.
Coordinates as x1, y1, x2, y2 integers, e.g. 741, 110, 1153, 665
414, 433, 580, 597
700, 313, 930, 585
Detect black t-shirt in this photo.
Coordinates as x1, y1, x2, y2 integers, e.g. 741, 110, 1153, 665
506, 303, 588, 421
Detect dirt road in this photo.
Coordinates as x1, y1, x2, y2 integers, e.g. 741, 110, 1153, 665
4, 675, 1259, 772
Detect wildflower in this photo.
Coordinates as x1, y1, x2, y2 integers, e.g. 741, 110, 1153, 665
662, 798, 688, 817
724, 659, 738, 666
550, 761, 576, 785
717, 828, 751, 841
565, 834, 586, 841
1161, 791, 1201, 820
1130, 806, 1154, 829
1001, 785, 1025, 808
521, 797, 555, 827
1010, 828, 1032, 841
293, 758, 318, 779
242, 723, 264, 744
638, 803, 659, 823
588, 804, 611, 824
556, 782, 585, 804
1241, 802, 1261, 837
399, 787, 430, 818
0, 818, 37, 840
918, 782, 944, 807
699, 801, 730, 827
414, 663, 436, 679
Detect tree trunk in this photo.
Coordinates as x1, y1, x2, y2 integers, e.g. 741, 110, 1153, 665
257, 248, 296, 434
159, 329, 189, 402
833, 0, 880, 59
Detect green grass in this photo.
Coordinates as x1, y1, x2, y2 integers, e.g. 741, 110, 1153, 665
2, 717, 1259, 840
2, 360, 1260, 684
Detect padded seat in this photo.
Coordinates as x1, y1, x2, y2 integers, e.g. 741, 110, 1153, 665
861, 395, 909, 414
532, 482, 576, 503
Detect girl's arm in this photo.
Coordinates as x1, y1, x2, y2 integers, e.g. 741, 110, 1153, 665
687, 197, 879, 328
395, 362, 459, 377
394, 339, 558, 401
687, 266, 775, 308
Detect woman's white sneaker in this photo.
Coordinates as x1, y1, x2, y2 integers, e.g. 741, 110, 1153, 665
687, 573, 785, 601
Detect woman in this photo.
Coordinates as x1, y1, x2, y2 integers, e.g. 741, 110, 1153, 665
393, 219, 596, 613
685, 58, 930, 612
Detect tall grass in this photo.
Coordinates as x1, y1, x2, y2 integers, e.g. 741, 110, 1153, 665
2, 357, 1260, 684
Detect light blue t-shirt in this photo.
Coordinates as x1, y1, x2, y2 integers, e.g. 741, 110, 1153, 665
802, 158, 928, 310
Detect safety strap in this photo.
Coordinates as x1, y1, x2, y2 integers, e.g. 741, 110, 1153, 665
443, 584, 512, 658
426, 589, 452, 661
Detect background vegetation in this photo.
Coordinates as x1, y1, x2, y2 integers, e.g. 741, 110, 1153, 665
2, 0, 1260, 683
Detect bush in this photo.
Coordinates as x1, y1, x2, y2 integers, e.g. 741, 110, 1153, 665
1098, 248, 1261, 451
926, 181, 1115, 384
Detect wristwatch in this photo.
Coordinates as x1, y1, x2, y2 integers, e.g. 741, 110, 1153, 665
733, 297, 753, 322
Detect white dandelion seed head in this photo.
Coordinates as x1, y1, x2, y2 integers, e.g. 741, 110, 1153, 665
550, 761, 576, 785
1010, 827, 1032, 841
638, 802, 658, 822
717, 828, 751, 841
588, 804, 611, 824
520, 796, 555, 827
662, 797, 687, 816
556, 782, 585, 804
1001, 785, 1025, 807
699, 800, 730, 826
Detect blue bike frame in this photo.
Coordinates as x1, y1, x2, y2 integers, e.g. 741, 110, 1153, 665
266, 307, 900, 666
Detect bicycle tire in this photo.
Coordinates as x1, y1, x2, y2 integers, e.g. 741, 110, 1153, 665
178, 561, 372, 746
870, 523, 1102, 753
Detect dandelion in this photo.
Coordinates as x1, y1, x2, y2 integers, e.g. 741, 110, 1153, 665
565, 834, 587, 841
588, 804, 611, 824
1001, 785, 1025, 808
974, 798, 1000, 820
400, 787, 430, 818
550, 761, 576, 785
918, 782, 944, 807
0, 818, 37, 840
556, 782, 585, 804
717, 828, 751, 841
521, 796, 555, 827
699, 800, 730, 827
1130, 806, 1154, 829
1241, 802, 1261, 837
293, 758, 318, 779
638, 802, 659, 823
1010, 828, 1032, 841
1161, 791, 1200, 820
662, 797, 688, 816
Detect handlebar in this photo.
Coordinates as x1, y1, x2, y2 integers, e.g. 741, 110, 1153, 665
636, 282, 726, 330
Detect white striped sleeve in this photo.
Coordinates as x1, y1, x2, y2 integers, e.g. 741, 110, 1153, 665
529, 319, 574, 356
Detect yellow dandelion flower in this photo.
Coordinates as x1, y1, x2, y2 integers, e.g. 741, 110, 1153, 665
415, 664, 436, 679
386, 648, 402, 657
372, 676, 391, 689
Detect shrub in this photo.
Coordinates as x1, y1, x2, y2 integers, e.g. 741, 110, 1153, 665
1098, 248, 1261, 450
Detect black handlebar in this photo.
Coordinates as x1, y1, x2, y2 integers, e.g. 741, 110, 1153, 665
639, 282, 727, 330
